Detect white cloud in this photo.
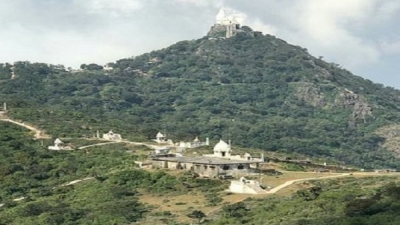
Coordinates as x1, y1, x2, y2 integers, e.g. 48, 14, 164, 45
380, 40, 400, 55
74, 0, 143, 16
295, 1, 379, 63
376, 0, 400, 20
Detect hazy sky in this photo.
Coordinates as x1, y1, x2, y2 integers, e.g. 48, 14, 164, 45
1, 0, 400, 88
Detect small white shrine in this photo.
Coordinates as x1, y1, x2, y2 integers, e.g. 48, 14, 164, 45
48, 138, 72, 151
102, 130, 122, 141
154, 132, 174, 145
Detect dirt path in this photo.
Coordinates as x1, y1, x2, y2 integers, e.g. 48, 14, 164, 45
77, 140, 172, 150
266, 173, 350, 193
78, 142, 121, 149
0, 118, 50, 139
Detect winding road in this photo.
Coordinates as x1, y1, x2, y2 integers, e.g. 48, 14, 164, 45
0, 118, 50, 139
266, 173, 350, 194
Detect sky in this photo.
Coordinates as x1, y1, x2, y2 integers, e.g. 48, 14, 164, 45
1, 0, 400, 88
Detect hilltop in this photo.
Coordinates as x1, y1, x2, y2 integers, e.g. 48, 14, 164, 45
1, 24, 400, 169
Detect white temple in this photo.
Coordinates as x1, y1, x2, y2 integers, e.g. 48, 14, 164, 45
154, 132, 174, 145
203, 139, 264, 162
155, 132, 166, 142
216, 8, 240, 25
48, 138, 72, 151
102, 130, 122, 141
213, 139, 232, 158
215, 8, 242, 38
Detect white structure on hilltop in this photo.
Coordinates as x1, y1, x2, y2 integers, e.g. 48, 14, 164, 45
229, 177, 268, 194
215, 8, 242, 38
203, 139, 264, 162
102, 130, 122, 141
10, 66, 16, 79
177, 136, 210, 150
48, 138, 72, 151
103, 64, 113, 71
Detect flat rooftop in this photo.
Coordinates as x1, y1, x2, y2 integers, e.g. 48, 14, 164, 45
152, 156, 256, 165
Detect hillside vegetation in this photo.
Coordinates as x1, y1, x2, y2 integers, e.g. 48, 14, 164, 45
1, 26, 400, 169
206, 176, 400, 225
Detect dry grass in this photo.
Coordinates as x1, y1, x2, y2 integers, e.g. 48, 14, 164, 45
135, 168, 400, 224
138, 191, 212, 223
136, 171, 353, 223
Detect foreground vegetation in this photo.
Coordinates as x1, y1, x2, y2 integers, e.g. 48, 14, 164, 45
0, 122, 228, 224
207, 176, 400, 225
2, 121, 400, 224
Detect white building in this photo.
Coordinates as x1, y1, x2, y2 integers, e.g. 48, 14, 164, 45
229, 177, 267, 194
213, 139, 232, 158
48, 138, 72, 151
204, 139, 264, 162
154, 132, 174, 145
102, 130, 122, 141
177, 136, 210, 150
215, 8, 242, 38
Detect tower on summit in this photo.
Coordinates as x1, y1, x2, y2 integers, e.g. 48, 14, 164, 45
214, 8, 241, 38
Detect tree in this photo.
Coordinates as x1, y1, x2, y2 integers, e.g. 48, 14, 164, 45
187, 210, 206, 224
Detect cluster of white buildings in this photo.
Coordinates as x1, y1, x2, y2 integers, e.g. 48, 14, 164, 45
153, 132, 210, 150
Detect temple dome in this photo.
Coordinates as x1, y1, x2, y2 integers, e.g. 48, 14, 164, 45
156, 132, 165, 138
213, 139, 231, 152
54, 138, 63, 145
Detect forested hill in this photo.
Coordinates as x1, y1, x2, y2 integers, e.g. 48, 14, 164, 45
1, 26, 400, 169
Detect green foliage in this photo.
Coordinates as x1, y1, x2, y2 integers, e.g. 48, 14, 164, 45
207, 177, 400, 225
281, 163, 306, 171
187, 210, 206, 224
1, 29, 400, 170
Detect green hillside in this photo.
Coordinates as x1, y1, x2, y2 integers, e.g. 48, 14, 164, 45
206, 176, 400, 225
1, 26, 400, 169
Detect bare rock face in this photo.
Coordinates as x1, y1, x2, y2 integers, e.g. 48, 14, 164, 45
376, 125, 400, 157
292, 82, 326, 107
207, 24, 227, 37
336, 89, 373, 126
